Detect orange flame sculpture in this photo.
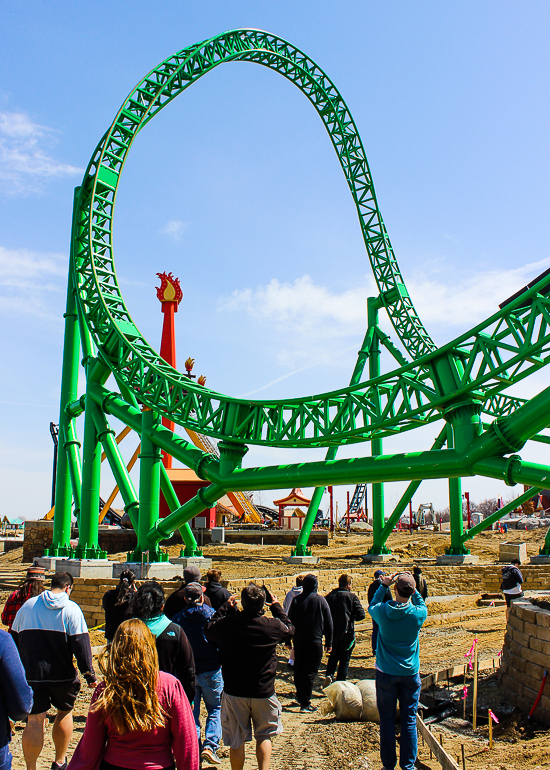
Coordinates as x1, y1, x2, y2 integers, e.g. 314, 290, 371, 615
156, 272, 183, 307
197, 375, 207, 386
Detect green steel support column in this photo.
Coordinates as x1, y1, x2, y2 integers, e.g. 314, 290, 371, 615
461, 487, 536, 543
379, 426, 448, 542
159, 465, 202, 558
47, 189, 82, 557
75, 369, 105, 559
92, 407, 140, 530
541, 523, 550, 555
294, 325, 375, 556
148, 442, 246, 545
446, 425, 467, 555
148, 483, 226, 545
129, 409, 167, 563
64, 421, 82, 524
368, 301, 389, 555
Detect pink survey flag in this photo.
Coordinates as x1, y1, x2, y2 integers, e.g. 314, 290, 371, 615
489, 709, 499, 724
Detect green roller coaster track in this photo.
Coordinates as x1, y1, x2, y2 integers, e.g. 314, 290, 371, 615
47, 29, 550, 564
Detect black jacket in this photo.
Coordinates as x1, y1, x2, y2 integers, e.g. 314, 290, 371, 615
146, 618, 195, 704
325, 587, 365, 642
204, 582, 231, 611
205, 601, 293, 698
289, 575, 333, 647
164, 585, 211, 619
102, 589, 131, 641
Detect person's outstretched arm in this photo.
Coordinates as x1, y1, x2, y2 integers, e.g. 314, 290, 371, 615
0, 631, 33, 721
410, 590, 428, 623
368, 584, 390, 624
66, 605, 96, 685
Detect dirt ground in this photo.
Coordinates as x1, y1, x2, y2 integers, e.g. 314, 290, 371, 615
3, 526, 550, 769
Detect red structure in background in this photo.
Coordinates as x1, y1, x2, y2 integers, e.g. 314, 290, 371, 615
155, 272, 215, 526
273, 488, 311, 529
156, 272, 183, 469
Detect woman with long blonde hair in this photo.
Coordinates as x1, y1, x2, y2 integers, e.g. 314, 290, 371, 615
68, 619, 199, 770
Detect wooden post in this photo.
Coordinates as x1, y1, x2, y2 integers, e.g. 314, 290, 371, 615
472, 643, 479, 729
488, 709, 493, 749
461, 744, 466, 769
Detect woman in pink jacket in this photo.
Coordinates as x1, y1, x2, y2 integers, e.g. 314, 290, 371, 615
68, 618, 199, 770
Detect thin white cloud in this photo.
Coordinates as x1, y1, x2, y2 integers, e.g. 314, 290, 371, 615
0, 246, 66, 317
220, 257, 550, 345
159, 220, 187, 240
0, 111, 82, 195
408, 256, 550, 334
219, 275, 375, 337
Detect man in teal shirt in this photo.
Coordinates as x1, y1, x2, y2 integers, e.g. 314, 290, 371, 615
368, 572, 427, 770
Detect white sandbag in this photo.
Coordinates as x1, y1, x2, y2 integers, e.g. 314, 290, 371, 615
320, 681, 363, 721
356, 679, 380, 723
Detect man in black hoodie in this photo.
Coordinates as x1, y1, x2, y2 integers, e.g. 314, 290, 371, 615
324, 574, 365, 685
204, 569, 231, 611
288, 574, 333, 712
205, 583, 293, 770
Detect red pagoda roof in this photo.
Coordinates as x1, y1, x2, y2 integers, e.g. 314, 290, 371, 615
273, 488, 311, 507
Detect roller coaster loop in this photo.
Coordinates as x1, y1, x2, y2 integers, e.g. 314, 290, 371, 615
47, 30, 550, 563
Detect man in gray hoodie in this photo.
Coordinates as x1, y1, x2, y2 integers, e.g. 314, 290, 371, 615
12, 571, 96, 770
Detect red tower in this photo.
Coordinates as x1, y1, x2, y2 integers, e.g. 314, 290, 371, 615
156, 272, 183, 468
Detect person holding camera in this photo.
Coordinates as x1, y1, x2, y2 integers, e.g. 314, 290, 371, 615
368, 571, 427, 770
367, 569, 392, 656
205, 583, 293, 770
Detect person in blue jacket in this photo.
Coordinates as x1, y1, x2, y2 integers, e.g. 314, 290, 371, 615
172, 583, 223, 766
0, 628, 33, 770
368, 571, 427, 770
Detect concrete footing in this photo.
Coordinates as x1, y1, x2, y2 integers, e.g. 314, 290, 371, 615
58, 559, 114, 578
530, 555, 550, 564
282, 556, 320, 566
436, 554, 479, 565
113, 562, 184, 580
170, 557, 213, 570
360, 553, 396, 564
34, 556, 66, 571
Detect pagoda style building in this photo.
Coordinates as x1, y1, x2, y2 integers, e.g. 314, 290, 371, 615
273, 488, 311, 530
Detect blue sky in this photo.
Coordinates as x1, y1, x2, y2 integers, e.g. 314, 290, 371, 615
1, 1, 549, 522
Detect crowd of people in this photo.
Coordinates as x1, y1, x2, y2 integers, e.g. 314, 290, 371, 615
0, 558, 523, 770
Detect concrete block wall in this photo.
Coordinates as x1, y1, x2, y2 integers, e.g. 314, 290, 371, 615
501, 598, 550, 724
71, 563, 550, 629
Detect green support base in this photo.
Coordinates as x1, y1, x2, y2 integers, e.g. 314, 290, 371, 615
291, 545, 312, 557
539, 547, 550, 556
127, 549, 169, 563
367, 545, 392, 555
44, 546, 74, 558
73, 546, 107, 559
445, 547, 470, 555
180, 547, 204, 558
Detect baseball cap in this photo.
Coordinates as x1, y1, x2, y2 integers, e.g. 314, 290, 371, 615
183, 583, 204, 604
183, 566, 202, 584
374, 569, 386, 579
394, 573, 416, 597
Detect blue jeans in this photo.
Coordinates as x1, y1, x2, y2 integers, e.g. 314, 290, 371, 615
193, 668, 223, 753
375, 670, 421, 770
0, 744, 12, 770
